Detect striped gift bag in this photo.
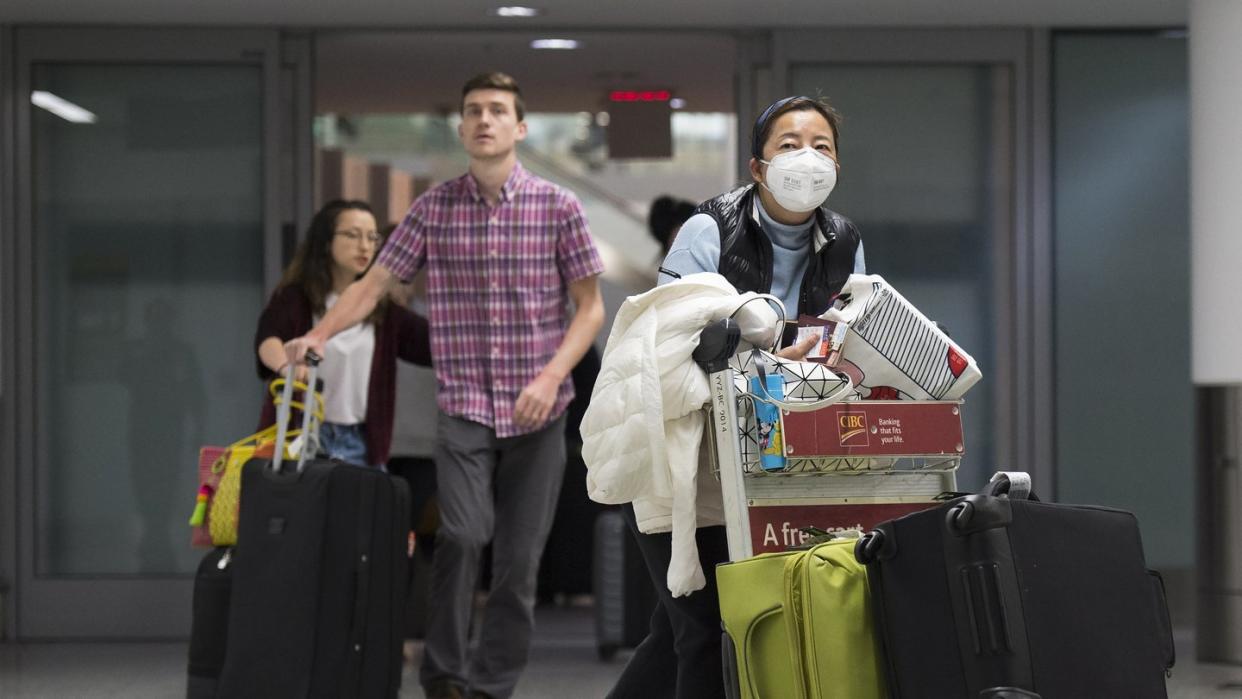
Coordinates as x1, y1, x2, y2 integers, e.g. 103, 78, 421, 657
821, 274, 982, 401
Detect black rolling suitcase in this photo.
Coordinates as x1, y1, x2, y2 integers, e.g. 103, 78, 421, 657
388, 456, 437, 640
217, 359, 410, 699
593, 508, 658, 660
540, 446, 605, 601
854, 472, 1176, 699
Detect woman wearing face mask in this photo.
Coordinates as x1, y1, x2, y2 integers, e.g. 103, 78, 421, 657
659, 94, 864, 356
607, 96, 863, 699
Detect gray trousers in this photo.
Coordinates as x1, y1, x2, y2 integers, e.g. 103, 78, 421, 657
420, 412, 567, 699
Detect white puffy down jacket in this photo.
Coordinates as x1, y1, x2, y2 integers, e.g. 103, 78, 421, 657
581, 274, 777, 596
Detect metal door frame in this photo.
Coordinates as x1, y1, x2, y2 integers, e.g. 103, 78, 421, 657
0, 23, 18, 641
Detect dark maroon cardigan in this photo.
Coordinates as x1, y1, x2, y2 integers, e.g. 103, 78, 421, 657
254, 285, 432, 465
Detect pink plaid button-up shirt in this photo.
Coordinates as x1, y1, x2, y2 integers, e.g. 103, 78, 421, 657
376, 162, 604, 437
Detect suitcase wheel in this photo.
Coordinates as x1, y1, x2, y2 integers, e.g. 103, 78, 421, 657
854, 530, 885, 565
721, 631, 741, 699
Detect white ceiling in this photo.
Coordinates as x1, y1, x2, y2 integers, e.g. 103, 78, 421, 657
6, 1, 1188, 116
0, 0, 1187, 28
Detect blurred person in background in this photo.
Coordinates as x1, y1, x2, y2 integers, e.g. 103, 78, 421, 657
383, 232, 442, 662
647, 194, 697, 255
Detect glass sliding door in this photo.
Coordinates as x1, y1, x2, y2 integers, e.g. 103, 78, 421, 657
10, 28, 293, 638
787, 63, 1006, 486
31, 62, 264, 578
1052, 32, 1190, 570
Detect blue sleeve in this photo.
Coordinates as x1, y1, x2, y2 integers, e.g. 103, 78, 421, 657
854, 240, 866, 274
657, 213, 721, 287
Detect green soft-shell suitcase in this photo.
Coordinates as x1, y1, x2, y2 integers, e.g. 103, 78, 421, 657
717, 539, 885, 699
718, 550, 803, 699
784, 539, 886, 699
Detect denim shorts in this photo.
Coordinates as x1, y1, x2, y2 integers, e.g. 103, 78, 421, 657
319, 422, 385, 471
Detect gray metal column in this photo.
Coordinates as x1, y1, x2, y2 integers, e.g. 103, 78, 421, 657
1191, 0, 1242, 664
1197, 387, 1242, 662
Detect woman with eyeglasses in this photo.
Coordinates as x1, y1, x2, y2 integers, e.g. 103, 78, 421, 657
254, 199, 431, 469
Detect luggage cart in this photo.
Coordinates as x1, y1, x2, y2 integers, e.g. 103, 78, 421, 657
694, 319, 964, 561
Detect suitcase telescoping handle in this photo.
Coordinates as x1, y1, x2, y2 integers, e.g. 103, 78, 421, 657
855, 471, 1038, 564
984, 471, 1034, 500
945, 471, 1037, 534
271, 350, 321, 475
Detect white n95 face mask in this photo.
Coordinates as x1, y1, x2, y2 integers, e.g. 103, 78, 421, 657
760, 148, 838, 213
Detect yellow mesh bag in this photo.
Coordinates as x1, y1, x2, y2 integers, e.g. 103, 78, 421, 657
204, 427, 277, 546
193, 378, 322, 546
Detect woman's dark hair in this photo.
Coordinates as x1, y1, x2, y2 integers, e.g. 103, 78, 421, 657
751, 95, 843, 160
279, 199, 388, 324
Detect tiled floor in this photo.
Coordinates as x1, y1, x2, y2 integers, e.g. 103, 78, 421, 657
1, 608, 1240, 698
0, 605, 623, 699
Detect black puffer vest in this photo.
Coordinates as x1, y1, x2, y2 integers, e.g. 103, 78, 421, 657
691, 185, 861, 317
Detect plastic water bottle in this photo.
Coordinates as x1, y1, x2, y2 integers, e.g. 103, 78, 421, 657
751, 375, 787, 472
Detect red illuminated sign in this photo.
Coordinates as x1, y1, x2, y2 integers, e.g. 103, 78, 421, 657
609, 90, 671, 102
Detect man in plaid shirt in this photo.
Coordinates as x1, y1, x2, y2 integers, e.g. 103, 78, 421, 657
286, 72, 604, 699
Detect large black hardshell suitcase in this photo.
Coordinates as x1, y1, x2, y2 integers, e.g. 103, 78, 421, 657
217, 361, 410, 699
855, 473, 1175, 699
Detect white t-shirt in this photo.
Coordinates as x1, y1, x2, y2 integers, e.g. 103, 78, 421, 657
316, 293, 375, 425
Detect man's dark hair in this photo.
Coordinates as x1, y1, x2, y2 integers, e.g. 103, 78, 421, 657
648, 195, 698, 252
750, 95, 842, 160
461, 72, 526, 121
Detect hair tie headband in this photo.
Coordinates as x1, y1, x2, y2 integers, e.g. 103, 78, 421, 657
751, 95, 812, 159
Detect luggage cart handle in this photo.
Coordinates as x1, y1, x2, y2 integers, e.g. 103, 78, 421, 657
693, 319, 742, 373
694, 293, 786, 373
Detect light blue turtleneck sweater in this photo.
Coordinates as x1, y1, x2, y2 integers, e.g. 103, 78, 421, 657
657, 197, 865, 318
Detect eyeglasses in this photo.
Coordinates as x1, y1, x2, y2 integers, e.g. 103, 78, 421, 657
335, 230, 381, 245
